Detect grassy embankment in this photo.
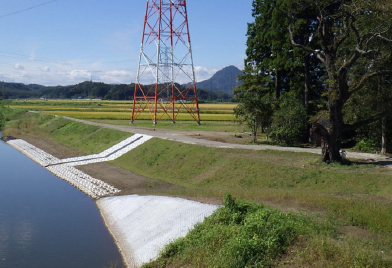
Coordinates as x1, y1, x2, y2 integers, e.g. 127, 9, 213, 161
1, 109, 132, 155
2, 109, 392, 267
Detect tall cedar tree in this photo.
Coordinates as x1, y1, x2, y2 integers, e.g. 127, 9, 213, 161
236, 0, 324, 142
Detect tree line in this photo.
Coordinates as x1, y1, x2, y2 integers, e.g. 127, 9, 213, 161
235, 0, 392, 162
0, 81, 232, 102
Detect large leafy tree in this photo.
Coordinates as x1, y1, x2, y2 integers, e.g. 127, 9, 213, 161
344, 60, 392, 154
236, 0, 325, 142
287, 0, 392, 161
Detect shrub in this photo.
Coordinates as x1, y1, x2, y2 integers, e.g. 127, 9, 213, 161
270, 93, 307, 145
354, 138, 380, 153
146, 194, 302, 268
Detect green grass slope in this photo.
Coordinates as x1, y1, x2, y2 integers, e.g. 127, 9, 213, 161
2, 110, 392, 267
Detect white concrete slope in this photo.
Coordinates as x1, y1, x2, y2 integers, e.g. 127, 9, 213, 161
97, 195, 219, 268
6, 134, 152, 198
52, 134, 152, 166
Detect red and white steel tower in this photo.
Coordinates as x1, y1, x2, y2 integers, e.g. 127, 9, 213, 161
131, 0, 201, 125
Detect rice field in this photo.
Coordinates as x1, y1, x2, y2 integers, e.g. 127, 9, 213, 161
9, 99, 237, 121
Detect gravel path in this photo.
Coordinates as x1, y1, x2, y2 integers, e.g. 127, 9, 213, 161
64, 117, 392, 165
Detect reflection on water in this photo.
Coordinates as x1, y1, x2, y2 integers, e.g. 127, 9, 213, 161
0, 220, 34, 259
0, 135, 123, 268
15, 220, 34, 247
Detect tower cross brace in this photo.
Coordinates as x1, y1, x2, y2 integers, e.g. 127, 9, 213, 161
131, 0, 201, 125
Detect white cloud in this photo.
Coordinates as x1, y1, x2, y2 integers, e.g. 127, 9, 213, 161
68, 70, 92, 80
1, 59, 222, 87
97, 70, 132, 84
40, 66, 50, 72
194, 66, 217, 82
14, 63, 25, 70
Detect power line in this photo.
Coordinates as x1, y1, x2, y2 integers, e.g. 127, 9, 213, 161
0, 51, 67, 63
0, 50, 138, 65
0, 0, 59, 19
0, 60, 136, 73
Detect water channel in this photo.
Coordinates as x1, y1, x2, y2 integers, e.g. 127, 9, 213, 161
0, 134, 124, 268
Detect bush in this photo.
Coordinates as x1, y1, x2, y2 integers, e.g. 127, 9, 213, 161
146, 194, 302, 268
270, 93, 307, 145
354, 138, 380, 153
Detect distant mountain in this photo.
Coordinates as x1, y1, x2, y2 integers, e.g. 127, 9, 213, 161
196, 65, 243, 96
0, 66, 243, 100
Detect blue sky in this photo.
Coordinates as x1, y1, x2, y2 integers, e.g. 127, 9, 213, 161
0, 0, 253, 86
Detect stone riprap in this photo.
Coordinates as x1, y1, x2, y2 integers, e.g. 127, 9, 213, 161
46, 164, 120, 199
7, 134, 152, 198
8, 139, 61, 166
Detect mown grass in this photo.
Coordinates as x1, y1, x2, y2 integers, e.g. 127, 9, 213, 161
112, 138, 392, 266
3, 110, 392, 267
112, 138, 392, 234
2, 112, 131, 154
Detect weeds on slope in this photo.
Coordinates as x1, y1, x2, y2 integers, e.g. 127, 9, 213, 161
144, 195, 391, 268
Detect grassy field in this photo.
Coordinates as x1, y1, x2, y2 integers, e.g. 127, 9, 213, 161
2, 109, 392, 267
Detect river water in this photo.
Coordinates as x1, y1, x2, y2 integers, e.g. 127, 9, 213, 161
0, 135, 124, 268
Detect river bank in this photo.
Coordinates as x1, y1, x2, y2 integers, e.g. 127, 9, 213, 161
3, 112, 392, 267
0, 134, 123, 268
5, 136, 219, 268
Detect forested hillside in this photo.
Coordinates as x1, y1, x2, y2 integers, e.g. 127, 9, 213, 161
0, 80, 233, 102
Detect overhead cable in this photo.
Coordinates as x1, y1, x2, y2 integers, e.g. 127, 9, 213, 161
0, 0, 59, 19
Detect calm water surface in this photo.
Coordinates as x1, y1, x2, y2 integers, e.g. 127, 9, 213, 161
0, 135, 124, 268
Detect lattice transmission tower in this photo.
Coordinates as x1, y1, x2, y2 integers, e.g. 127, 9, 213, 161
131, 0, 201, 125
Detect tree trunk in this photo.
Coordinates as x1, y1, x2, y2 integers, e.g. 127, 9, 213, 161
304, 55, 310, 113
327, 101, 343, 161
381, 116, 387, 155
321, 133, 342, 162
319, 51, 347, 163
312, 95, 344, 162
275, 70, 282, 100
